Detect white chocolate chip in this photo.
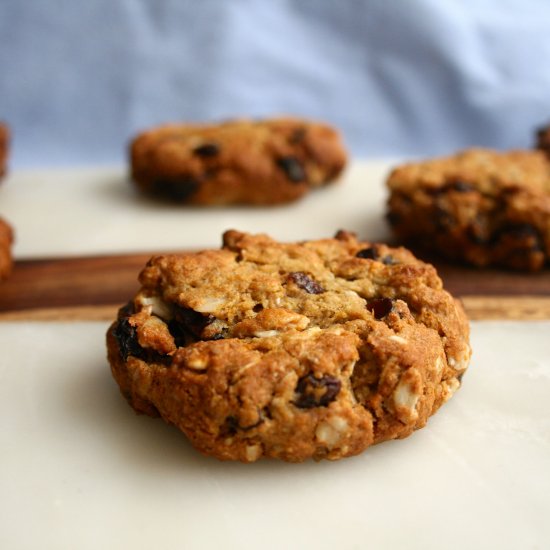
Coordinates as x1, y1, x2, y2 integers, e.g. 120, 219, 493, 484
394, 379, 420, 415
446, 344, 471, 375
194, 296, 226, 313
329, 416, 349, 432
442, 378, 461, 402
187, 357, 208, 370
315, 416, 349, 448
389, 335, 408, 345
136, 295, 173, 319
245, 444, 262, 462
254, 330, 279, 338
455, 347, 471, 371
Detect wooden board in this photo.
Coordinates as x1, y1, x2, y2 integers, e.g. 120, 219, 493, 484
0, 252, 549, 320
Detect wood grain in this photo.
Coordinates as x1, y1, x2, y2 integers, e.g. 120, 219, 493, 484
0, 252, 549, 321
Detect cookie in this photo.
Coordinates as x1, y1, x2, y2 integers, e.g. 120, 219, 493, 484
129, 117, 347, 205
387, 148, 550, 270
0, 217, 13, 280
536, 122, 550, 155
0, 123, 8, 180
106, 230, 470, 463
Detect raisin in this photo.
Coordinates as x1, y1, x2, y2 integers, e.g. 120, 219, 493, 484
168, 314, 224, 345
117, 301, 135, 319
167, 319, 187, 347
113, 318, 146, 361
356, 246, 397, 265
504, 223, 539, 240
294, 374, 341, 408
494, 223, 543, 251
193, 143, 220, 157
153, 177, 199, 201
289, 272, 325, 294
366, 297, 393, 319
173, 306, 215, 339
356, 247, 377, 260
223, 416, 239, 435
276, 156, 306, 182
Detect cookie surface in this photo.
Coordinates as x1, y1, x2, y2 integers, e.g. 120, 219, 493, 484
387, 148, 550, 270
107, 230, 470, 462
130, 117, 347, 205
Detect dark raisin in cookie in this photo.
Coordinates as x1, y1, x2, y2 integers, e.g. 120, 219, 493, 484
387, 148, 550, 270
106, 230, 470, 463
129, 117, 347, 205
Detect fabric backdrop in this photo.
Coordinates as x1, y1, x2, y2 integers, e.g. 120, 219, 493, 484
1, 0, 550, 167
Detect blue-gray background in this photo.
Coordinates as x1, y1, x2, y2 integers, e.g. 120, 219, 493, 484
2, 0, 550, 167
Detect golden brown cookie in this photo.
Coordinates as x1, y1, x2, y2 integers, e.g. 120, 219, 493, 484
387, 148, 550, 270
129, 117, 347, 205
106, 230, 470, 463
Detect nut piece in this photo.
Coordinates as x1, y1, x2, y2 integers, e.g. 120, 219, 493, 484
315, 416, 349, 448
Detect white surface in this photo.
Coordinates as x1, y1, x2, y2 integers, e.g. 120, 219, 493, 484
0, 162, 396, 259
1, 321, 549, 550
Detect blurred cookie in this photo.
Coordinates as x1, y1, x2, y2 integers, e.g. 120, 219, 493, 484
0, 217, 13, 280
106, 230, 470, 463
536, 122, 550, 155
130, 117, 347, 205
387, 148, 550, 270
